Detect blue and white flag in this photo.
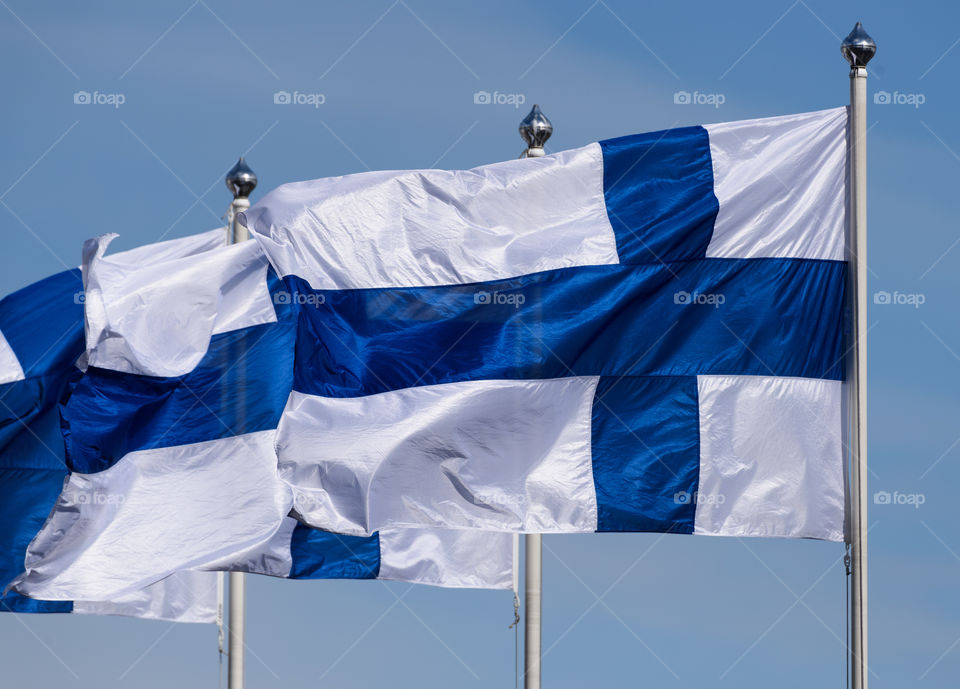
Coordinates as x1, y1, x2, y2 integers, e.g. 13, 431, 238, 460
12, 234, 513, 602
0, 228, 227, 621
13, 108, 847, 604
239, 107, 849, 541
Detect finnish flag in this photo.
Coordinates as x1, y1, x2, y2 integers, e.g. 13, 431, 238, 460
0, 228, 227, 621
14, 107, 848, 603
12, 232, 513, 602
238, 107, 850, 540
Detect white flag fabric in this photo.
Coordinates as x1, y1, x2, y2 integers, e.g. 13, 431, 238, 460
238, 107, 848, 541
12, 234, 513, 602
70, 571, 219, 623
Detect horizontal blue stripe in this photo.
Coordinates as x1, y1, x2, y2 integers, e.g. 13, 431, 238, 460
62, 319, 295, 473
290, 257, 845, 398
591, 376, 699, 533
62, 271, 295, 474
600, 126, 717, 264
288, 524, 380, 579
0, 269, 84, 379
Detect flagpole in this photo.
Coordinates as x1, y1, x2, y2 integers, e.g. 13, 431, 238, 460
518, 104, 553, 689
524, 535, 542, 689
841, 22, 875, 689
224, 157, 258, 689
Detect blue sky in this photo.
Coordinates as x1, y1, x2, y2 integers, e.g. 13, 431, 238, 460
1, 1, 957, 687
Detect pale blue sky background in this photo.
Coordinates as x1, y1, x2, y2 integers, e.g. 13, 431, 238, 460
0, 1, 956, 687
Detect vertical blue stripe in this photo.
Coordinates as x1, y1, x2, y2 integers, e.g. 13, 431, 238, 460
599, 126, 718, 264
0, 467, 73, 613
288, 524, 380, 579
0, 271, 84, 612
0, 270, 85, 469
0, 269, 84, 379
591, 376, 700, 533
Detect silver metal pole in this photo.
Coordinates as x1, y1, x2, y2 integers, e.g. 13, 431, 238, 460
224, 157, 258, 689
841, 22, 874, 689
524, 534, 542, 689
518, 105, 552, 689
228, 571, 246, 689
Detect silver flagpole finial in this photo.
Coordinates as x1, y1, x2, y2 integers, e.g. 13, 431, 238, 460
519, 104, 553, 158
225, 157, 258, 200
225, 157, 256, 245
841, 22, 876, 68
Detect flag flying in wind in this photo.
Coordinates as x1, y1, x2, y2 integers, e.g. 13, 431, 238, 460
238, 107, 850, 540
0, 228, 227, 621
12, 233, 513, 602
13, 107, 846, 603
